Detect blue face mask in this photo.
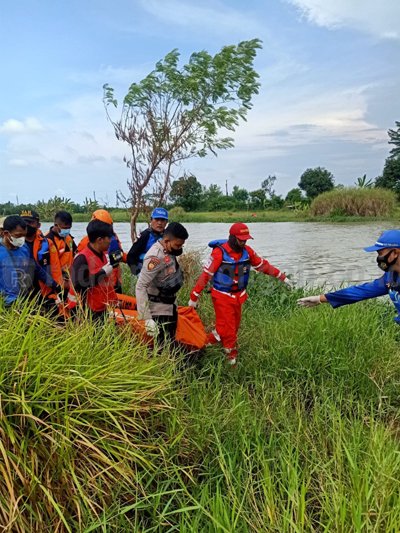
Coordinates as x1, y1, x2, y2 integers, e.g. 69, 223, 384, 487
60, 229, 71, 238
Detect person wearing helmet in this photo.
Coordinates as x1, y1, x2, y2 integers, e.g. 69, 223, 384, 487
188, 223, 294, 368
297, 230, 400, 325
77, 209, 126, 293
127, 208, 169, 276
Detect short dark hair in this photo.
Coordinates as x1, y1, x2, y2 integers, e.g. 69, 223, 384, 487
4, 216, 27, 232
87, 220, 114, 243
164, 222, 189, 240
55, 211, 73, 225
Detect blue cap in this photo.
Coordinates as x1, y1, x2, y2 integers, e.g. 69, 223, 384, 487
151, 207, 168, 220
364, 230, 400, 252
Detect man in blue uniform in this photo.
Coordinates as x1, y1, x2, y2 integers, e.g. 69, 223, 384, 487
297, 230, 400, 323
127, 208, 168, 275
0, 216, 58, 306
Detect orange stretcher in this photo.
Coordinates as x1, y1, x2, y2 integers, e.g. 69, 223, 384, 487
113, 294, 208, 350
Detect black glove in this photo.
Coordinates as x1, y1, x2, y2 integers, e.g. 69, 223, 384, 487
109, 250, 123, 267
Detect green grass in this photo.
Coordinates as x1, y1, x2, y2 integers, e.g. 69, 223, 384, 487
311, 188, 397, 218
64, 206, 400, 225
2, 271, 400, 531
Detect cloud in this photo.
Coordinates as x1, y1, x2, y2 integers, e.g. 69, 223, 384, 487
76, 154, 107, 164
0, 118, 44, 134
68, 64, 151, 87
139, 0, 263, 36
8, 158, 29, 167
286, 0, 400, 40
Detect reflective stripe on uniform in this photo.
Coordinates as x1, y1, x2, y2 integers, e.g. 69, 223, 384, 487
254, 258, 263, 270
212, 329, 221, 341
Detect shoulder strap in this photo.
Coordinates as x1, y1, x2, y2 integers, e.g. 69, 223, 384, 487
0, 243, 22, 291
0, 242, 19, 270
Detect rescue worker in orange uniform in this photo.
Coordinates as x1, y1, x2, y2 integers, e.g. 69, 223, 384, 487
46, 211, 77, 291
188, 223, 294, 367
20, 209, 63, 306
67, 219, 118, 323
77, 209, 126, 293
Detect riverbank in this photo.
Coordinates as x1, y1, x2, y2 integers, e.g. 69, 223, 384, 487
58, 207, 400, 224
2, 274, 400, 530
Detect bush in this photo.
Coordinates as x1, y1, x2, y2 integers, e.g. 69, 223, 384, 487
311, 187, 397, 217
168, 206, 186, 218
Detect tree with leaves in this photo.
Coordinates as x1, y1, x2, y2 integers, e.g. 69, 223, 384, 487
298, 167, 335, 200
285, 188, 303, 204
388, 121, 400, 159
249, 189, 267, 209
261, 175, 277, 198
375, 157, 400, 198
169, 175, 202, 212
232, 185, 249, 208
103, 39, 262, 239
355, 174, 373, 189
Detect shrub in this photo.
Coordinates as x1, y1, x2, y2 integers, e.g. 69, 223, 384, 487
168, 206, 186, 218
311, 187, 397, 217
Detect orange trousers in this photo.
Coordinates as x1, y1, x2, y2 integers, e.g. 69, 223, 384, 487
207, 296, 242, 361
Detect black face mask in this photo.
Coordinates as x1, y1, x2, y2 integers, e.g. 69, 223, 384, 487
169, 247, 183, 257
377, 249, 397, 272
228, 235, 245, 253
26, 225, 37, 238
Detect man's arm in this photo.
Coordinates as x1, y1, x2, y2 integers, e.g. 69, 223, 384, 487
135, 255, 164, 320
33, 260, 58, 289
325, 277, 388, 307
190, 248, 223, 302
248, 248, 286, 280
297, 277, 388, 308
127, 232, 149, 274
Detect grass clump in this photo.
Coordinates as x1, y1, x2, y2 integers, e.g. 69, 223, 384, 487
2, 272, 400, 530
311, 187, 397, 218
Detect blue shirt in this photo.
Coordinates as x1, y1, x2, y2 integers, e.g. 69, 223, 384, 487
0, 244, 32, 304
325, 271, 400, 323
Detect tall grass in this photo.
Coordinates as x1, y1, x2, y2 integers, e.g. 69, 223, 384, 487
2, 270, 400, 530
67, 210, 312, 224
311, 187, 397, 218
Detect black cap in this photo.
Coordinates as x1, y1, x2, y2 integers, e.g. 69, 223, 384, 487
20, 209, 40, 221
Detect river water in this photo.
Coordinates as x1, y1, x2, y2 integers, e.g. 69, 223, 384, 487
40, 221, 395, 289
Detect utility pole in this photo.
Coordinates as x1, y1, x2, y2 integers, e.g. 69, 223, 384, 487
116, 191, 119, 207
93, 191, 96, 201
225, 180, 228, 196
16, 195, 19, 206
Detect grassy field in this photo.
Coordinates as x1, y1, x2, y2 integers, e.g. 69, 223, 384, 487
311, 188, 397, 218
68, 207, 400, 225
2, 271, 400, 531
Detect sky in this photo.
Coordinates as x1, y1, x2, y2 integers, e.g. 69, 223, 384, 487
0, 0, 399, 205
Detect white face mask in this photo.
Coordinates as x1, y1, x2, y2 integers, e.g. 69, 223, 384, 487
10, 236, 25, 248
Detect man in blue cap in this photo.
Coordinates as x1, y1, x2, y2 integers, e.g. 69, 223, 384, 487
297, 230, 400, 323
127, 208, 169, 276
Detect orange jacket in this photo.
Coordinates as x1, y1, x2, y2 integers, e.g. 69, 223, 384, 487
32, 232, 63, 298
46, 228, 77, 283
77, 233, 127, 288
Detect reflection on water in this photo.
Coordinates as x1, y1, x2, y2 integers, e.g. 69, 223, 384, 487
40, 221, 395, 289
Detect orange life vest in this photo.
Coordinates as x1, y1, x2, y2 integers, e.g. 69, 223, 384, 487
77, 234, 126, 288
67, 245, 118, 312
32, 232, 63, 298
46, 230, 76, 279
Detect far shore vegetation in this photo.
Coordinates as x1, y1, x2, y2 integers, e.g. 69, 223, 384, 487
1, 121, 399, 225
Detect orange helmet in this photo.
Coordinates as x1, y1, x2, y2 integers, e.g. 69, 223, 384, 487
91, 209, 113, 225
